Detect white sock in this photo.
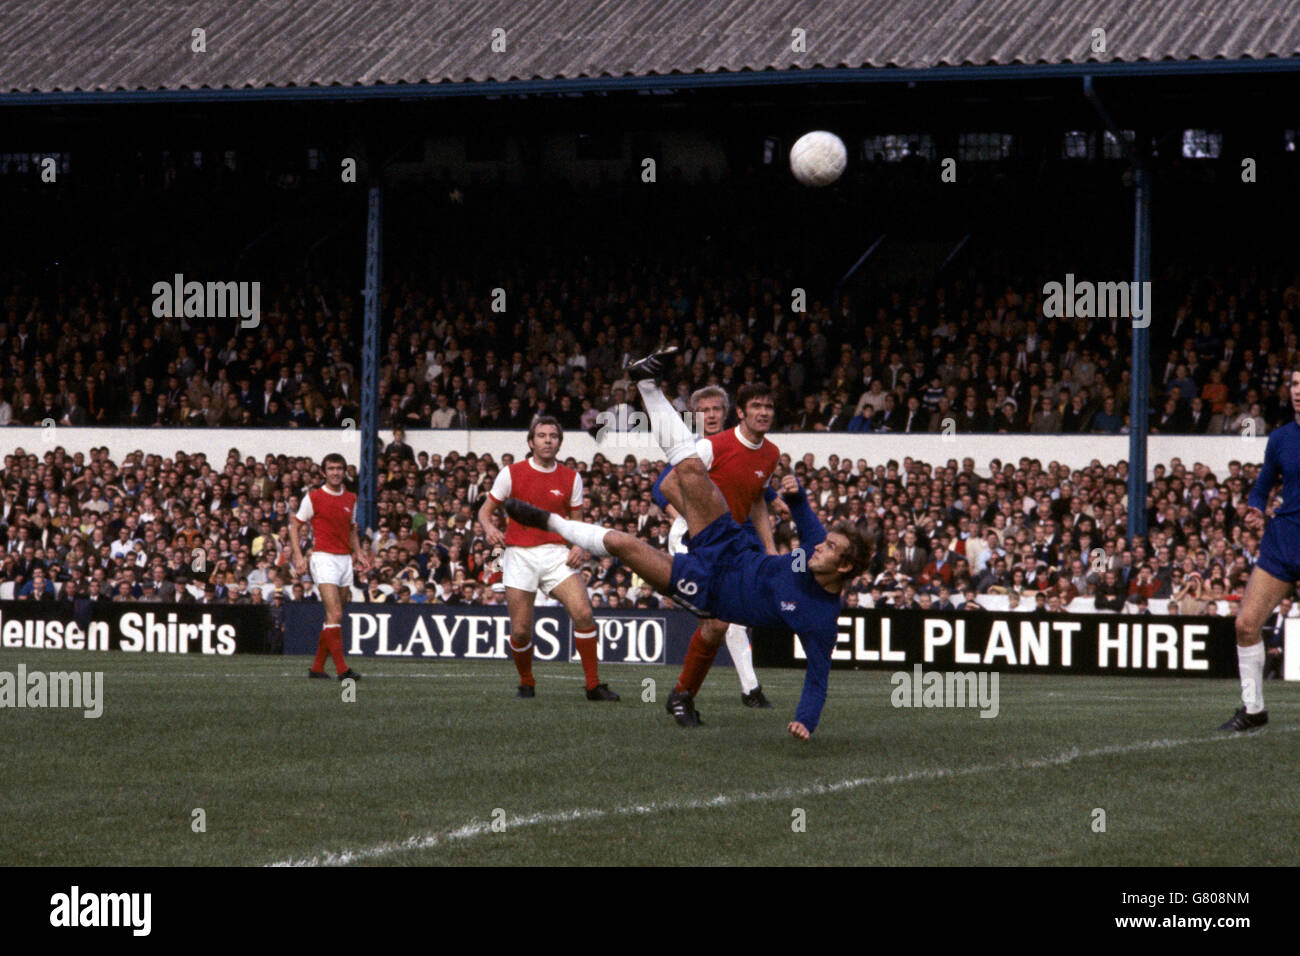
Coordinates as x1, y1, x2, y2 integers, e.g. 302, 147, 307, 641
1237, 642, 1266, 714
636, 380, 699, 465
546, 514, 610, 557
726, 623, 759, 693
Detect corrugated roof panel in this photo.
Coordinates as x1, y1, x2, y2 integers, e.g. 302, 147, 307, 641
1, 0, 1298, 95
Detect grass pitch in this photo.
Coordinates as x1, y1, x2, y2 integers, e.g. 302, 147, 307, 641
1, 650, 1295, 866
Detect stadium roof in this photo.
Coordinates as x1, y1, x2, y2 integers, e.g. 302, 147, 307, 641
3, 0, 1300, 101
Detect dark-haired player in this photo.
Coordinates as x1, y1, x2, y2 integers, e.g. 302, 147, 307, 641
479, 416, 619, 701
506, 350, 870, 739
653, 383, 780, 710
1220, 368, 1300, 730
290, 452, 369, 681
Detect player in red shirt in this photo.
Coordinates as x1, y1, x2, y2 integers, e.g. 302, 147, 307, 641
290, 453, 371, 680
478, 417, 619, 701
653, 383, 781, 719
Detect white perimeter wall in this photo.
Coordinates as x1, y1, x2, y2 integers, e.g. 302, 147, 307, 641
1, 427, 1267, 477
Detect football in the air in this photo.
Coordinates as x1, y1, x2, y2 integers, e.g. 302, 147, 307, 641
790, 130, 847, 186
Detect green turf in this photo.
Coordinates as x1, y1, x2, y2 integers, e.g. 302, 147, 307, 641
0, 650, 1295, 866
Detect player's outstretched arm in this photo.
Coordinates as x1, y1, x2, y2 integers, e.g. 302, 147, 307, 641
350, 524, 370, 572
478, 495, 505, 548
480, 468, 513, 548
780, 474, 826, 551
1247, 430, 1280, 521
792, 630, 833, 738
766, 485, 791, 520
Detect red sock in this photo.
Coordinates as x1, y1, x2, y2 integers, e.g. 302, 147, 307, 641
311, 630, 330, 672
574, 627, 600, 690
674, 625, 718, 697
322, 624, 347, 674
511, 638, 535, 687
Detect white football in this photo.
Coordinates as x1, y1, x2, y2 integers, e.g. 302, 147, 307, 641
790, 131, 847, 187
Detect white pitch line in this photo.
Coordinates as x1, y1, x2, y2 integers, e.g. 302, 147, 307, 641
268, 724, 1299, 867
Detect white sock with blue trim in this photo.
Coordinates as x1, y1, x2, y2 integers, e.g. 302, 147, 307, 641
636, 380, 699, 465
546, 514, 611, 557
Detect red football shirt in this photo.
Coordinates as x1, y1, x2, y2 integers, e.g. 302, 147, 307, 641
489, 458, 583, 548
294, 485, 357, 554
701, 426, 780, 523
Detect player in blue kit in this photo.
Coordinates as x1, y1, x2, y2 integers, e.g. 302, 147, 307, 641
504, 349, 871, 739
1222, 368, 1300, 730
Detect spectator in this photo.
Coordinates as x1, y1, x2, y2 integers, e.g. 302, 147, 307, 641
920, 543, 955, 590
1170, 572, 1211, 615
17, 566, 56, 600
1093, 569, 1127, 611
1029, 396, 1062, 433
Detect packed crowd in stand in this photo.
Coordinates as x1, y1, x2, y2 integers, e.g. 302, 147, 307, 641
2, 257, 1298, 633
0, 434, 1286, 631
2, 260, 1300, 438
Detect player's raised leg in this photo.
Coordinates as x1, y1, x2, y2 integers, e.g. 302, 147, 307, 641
549, 574, 619, 700
1222, 564, 1290, 729
521, 348, 728, 552
504, 497, 675, 596
657, 463, 730, 539
624, 348, 730, 536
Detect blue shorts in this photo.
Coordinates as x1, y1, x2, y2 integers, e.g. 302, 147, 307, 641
1257, 517, 1300, 583
679, 517, 763, 552
669, 513, 763, 617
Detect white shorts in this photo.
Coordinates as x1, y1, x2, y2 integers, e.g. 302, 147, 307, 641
502, 543, 576, 595
668, 515, 690, 556
310, 551, 354, 589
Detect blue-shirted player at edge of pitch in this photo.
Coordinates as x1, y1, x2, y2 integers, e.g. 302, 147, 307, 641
1221, 367, 1300, 731
504, 347, 872, 740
